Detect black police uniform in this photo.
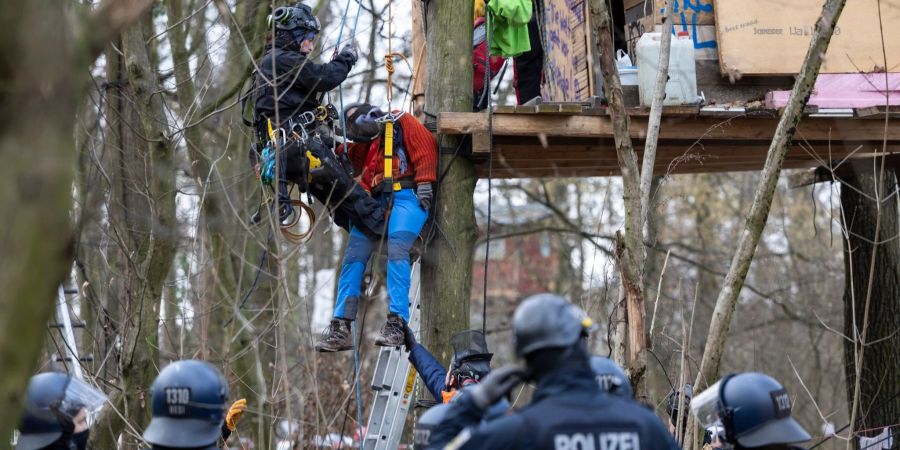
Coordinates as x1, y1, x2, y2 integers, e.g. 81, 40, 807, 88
254, 47, 354, 123
429, 366, 680, 450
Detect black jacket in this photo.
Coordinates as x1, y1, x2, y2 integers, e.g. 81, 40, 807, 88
428, 366, 680, 450
254, 46, 354, 123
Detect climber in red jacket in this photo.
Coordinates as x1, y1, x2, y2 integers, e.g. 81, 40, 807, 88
315, 105, 437, 352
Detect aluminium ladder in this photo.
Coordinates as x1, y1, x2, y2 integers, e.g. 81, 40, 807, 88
362, 262, 421, 450
51, 285, 90, 379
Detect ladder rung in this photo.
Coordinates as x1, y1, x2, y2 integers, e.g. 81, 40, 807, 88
48, 322, 86, 329
52, 354, 94, 362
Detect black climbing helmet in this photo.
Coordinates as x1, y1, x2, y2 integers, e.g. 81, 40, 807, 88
341, 103, 385, 143
17, 372, 108, 450
449, 329, 494, 386
589, 356, 633, 398
143, 360, 229, 449
691, 372, 811, 447
512, 293, 592, 357
268, 3, 320, 33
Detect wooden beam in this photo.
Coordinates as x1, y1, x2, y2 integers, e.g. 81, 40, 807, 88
478, 158, 832, 179
788, 154, 900, 187
438, 112, 900, 142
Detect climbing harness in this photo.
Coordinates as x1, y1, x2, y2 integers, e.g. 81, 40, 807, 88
250, 114, 326, 244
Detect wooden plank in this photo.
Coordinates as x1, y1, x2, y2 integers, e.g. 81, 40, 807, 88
787, 154, 900, 187
472, 131, 491, 154
493, 105, 518, 114
438, 112, 900, 142
477, 158, 831, 179
513, 105, 538, 113
537, 103, 563, 113
856, 106, 900, 118
715, 0, 900, 75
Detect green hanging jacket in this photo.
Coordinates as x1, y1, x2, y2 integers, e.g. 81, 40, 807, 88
487, 0, 532, 57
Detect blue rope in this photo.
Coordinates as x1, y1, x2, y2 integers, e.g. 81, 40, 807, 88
337, 0, 365, 153
352, 321, 364, 449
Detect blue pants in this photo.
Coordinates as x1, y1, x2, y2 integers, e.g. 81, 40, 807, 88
334, 189, 428, 322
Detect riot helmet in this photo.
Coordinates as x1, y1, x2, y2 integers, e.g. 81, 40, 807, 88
589, 356, 632, 398
413, 403, 452, 447
143, 360, 229, 449
17, 372, 107, 450
512, 293, 591, 357
691, 372, 811, 448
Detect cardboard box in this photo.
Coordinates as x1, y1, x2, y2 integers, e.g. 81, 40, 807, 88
715, 0, 900, 75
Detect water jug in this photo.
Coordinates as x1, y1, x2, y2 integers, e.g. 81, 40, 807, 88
636, 31, 697, 106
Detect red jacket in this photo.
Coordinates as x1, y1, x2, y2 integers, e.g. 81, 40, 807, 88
339, 113, 437, 192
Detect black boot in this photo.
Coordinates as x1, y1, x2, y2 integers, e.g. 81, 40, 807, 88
375, 313, 406, 347
315, 319, 354, 352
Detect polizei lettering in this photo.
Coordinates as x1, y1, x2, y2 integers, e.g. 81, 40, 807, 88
553, 432, 640, 450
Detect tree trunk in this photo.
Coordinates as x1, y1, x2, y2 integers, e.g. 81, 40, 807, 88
841, 160, 900, 443
90, 13, 178, 448
421, 0, 476, 366
589, 0, 649, 400
410, 0, 428, 117
0, 0, 151, 441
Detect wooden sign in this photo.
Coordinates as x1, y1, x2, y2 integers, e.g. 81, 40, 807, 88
715, 0, 900, 75
542, 0, 592, 101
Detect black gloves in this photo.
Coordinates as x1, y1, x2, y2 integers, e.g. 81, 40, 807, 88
469, 366, 525, 410
339, 43, 359, 65
416, 183, 433, 210
403, 322, 417, 352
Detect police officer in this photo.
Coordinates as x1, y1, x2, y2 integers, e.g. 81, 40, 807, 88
143, 360, 245, 449
415, 403, 453, 448
250, 2, 358, 224
590, 356, 633, 398
16, 372, 107, 450
428, 293, 679, 450
402, 326, 510, 421
690, 372, 811, 450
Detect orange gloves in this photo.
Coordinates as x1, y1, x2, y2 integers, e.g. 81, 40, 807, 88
225, 398, 247, 431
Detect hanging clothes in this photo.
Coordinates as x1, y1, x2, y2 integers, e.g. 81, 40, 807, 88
487, 0, 533, 58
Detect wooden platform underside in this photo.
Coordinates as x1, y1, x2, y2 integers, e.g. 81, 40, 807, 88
438, 110, 900, 178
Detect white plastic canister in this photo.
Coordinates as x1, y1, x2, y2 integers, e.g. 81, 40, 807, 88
636, 31, 697, 106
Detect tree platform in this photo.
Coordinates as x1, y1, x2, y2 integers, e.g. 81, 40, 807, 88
437, 105, 900, 178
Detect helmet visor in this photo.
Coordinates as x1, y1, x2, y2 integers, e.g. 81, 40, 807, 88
690, 380, 725, 430
59, 378, 108, 417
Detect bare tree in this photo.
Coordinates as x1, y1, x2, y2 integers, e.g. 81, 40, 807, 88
0, 0, 152, 440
